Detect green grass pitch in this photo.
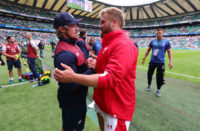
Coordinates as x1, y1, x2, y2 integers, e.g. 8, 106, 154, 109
0, 47, 199, 130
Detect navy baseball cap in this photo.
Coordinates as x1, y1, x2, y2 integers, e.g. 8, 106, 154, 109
53, 12, 82, 28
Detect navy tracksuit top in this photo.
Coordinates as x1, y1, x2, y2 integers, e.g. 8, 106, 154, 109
54, 37, 95, 108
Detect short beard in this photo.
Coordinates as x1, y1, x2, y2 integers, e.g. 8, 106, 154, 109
101, 22, 112, 34
65, 32, 78, 41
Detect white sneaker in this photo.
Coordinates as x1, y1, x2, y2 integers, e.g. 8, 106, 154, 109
155, 89, 161, 97
88, 101, 95, 109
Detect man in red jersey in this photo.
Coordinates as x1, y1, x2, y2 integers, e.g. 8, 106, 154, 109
2, 36, 24, 84
25, 32, 39, 82
54, 7, 138, 131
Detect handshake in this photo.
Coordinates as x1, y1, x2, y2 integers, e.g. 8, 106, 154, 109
86, 57, 96, 70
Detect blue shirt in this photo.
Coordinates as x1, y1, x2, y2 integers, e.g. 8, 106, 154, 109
92, 40, 102, 55
149, 39, 171, 63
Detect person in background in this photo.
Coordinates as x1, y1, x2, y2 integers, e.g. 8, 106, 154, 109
77, 29, 90, 59
2, 36, 24, 84
0, 43, 5, 66
142, 28, 173, 97
54, 7, 138, 131
87, 37, 102, 109
89, 38, 102, 59
38, 40, 45, 58
50, 41, 56, 58
25, 32, 39, 82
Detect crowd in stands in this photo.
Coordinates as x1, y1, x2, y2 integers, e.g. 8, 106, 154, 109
133, 35, 200, 49
0, 0, 199, 49
0, 15, 100, 34
0, 29, 57, 44
128, 24, 200, 36
0, 29, 199, 49
0, 16, 53, 30
0, 15, 199, 36
1, 0, 199, 27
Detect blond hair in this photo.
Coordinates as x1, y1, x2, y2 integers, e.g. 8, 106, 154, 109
99, 7, 125, 29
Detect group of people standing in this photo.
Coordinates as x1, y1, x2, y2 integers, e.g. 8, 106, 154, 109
52, 7, 173, 131
1, 33, 38, 84
53, 7, 138, 131
0, 6, 173, 131
0, 32, 48, 84
0, 32, 58, 84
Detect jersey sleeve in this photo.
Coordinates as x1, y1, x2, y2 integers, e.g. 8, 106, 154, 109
17, 44, 21, 50
166, 41, 171, 49
2, 44, 6, 51
30, 40, 37, 48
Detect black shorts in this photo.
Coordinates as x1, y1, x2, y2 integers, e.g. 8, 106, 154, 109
7, 59, 21, 70
61, 103, 87, 131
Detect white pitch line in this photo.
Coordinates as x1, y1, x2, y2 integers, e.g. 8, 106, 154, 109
137, 65, 200, 79
1, 81, 30, 88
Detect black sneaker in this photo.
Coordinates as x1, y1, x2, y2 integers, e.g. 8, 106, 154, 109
146, 85, 152, 91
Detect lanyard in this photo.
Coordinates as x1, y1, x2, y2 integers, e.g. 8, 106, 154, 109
156, 40, 162, 48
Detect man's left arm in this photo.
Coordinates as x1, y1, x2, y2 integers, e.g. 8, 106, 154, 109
166, 41, 173, 69
167, 49, 173, 69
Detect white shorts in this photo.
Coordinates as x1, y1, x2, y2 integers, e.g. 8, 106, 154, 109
95, 104, 131, 131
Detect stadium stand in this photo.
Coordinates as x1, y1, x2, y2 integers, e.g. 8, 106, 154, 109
126, 13, 200, 27
0, 29, 57, 44
0, 0, 199, 49
133, 36, 200, 49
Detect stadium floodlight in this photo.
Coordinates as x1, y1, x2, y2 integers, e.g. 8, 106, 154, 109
96, 0, 160, 6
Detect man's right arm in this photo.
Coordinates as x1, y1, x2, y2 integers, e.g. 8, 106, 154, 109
2, 51, 16, 59
1, 46, 16, 59
142, 46, 151, 65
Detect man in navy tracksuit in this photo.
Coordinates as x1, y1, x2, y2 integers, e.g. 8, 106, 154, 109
53, 12, 95, 131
